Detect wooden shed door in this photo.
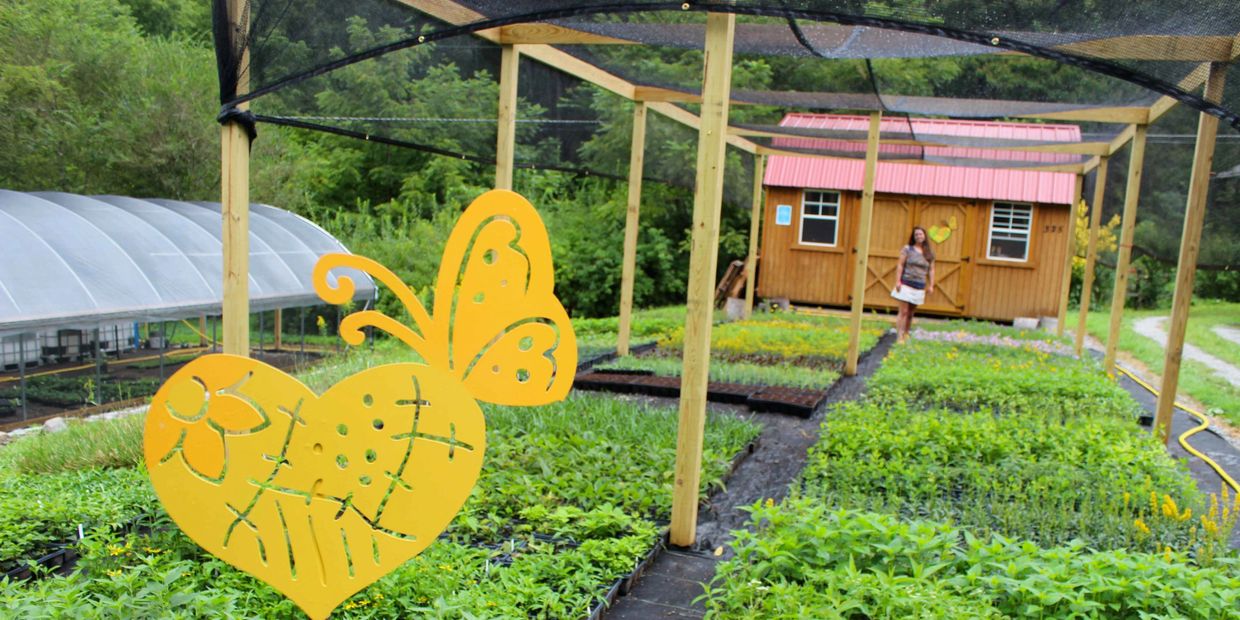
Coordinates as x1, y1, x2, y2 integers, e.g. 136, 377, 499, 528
915, 198, 972, 315
861, 196, 916, 309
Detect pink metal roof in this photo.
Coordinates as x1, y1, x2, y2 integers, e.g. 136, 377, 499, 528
765, 114, 1080, 204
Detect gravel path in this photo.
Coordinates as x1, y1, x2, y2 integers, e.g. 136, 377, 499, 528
1132, 316, 1240, 387
1213, 324, 1240, 347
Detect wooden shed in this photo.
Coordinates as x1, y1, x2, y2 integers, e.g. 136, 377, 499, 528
757, 114, 1081, 322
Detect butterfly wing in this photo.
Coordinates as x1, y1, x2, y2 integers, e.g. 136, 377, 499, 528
430, 190, 576, 406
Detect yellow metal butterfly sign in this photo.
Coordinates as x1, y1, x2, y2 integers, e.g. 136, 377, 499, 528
143, 190, 576, 619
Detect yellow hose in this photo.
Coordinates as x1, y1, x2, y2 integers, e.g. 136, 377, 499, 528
181, 318, 214, 344
1114, 365, 1239, 494
0, 347, 209, 384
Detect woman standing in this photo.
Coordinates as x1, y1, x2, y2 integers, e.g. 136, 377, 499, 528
891, 226, 935, 344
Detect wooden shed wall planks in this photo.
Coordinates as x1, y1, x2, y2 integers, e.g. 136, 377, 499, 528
757, 187, 1070, 322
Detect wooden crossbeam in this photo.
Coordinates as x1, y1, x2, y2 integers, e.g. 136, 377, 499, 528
731, 126, 1111, 156
1043, 35, 1235, 62
496, 23, 634, 45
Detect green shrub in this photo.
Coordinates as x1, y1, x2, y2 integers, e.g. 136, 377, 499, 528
596, 353, 839, 390
801, 401, 1214, 554
0, 467, 158, 569
869, 340, 1140, 420
704, 500, 1240, 620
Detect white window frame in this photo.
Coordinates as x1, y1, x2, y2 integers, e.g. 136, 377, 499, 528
799, 190, 841, 247
986, 201, 1034, 262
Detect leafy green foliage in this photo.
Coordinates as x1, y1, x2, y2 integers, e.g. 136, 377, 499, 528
0, 0, 217, 199
801, 401, 1210, 553
597, 354, 839, 391
869, 339, 1139, 420
704, 500, 1240, 620
661, 313, 884, 368
0, 467, 158, 573
1, 512, 658, 619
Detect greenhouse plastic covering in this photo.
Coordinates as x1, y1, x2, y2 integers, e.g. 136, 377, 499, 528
0, 191, 376, 335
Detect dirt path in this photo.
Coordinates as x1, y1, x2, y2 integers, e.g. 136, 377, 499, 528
1132, 316, 1240, 387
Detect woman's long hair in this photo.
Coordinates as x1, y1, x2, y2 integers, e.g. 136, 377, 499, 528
908, 226, 935, 262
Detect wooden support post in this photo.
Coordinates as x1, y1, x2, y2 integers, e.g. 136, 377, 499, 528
617, 101, 648, 357
1154, 63, 1227, 444
743, 155, 766, 319
1104, 124, 1148, 375
1075, 157, 1109, 354
495, 44, 519, 190
1056, 175, 1085, 336
273, 308, 283, 350
221, 0, 250, 357
198, 315, 208, 346
670, 12, 734, 548
845, 112, 883, 376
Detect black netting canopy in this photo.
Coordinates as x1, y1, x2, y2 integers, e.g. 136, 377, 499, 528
208, 0, 1240, 270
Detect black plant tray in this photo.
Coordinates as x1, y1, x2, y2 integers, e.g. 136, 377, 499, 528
746, 386, 827, 418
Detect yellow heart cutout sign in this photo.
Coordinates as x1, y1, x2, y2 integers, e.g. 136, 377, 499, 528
144, 190, 576, 619
146, 356, 484, 619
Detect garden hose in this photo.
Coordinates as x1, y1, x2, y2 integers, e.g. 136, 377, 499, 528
180, 319, 214, 345
1114, 365, 1239, 494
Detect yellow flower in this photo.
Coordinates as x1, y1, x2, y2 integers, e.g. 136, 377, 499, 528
106, 569, 123, 578
1133, 518, 1150, 536
765, 498, 775, 508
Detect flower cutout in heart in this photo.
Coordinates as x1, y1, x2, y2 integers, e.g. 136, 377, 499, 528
150, 357, 270, 482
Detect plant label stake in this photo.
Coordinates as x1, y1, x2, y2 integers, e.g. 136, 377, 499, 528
144, 190, 576, 619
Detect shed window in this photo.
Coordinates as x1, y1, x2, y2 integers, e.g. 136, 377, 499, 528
987, 202, 1033, 261
799, 190, 840, 246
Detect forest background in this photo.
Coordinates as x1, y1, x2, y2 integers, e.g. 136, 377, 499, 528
3, 0, 1239, 320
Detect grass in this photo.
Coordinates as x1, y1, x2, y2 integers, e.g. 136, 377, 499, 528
1068, 304, 1240, 427
2, 416, 145, 475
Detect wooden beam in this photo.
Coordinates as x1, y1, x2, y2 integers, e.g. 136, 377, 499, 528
671, 12, 734, 549
518, 45, 637, 99
1105, 124, 1137, 157
1056, 174, 1084, 336
750, 145, 1088, 173
616, 102, 647, 357
1047, 35, 1234, 62
1076, 156, 1108, 355
198, 315, 209, 346
633, 86, 702, 104
495, 44, 519, 190
1154, 62, 1227, 444
496, 23, 635, 45
846, 112, 882, 376
1104, 124, 1147, 375
1148, 64, 1211, 123
648, 101, 758, 153
400, 0, 637, 98
729, 127, 1111, 155
222, 0, 250, 357
1022, 107, 1148, 124
743, 155, 766, 319
1082, 156, 1101, 174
